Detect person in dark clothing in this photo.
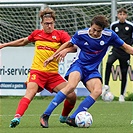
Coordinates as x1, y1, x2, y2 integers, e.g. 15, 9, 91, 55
103, 8, 133, 102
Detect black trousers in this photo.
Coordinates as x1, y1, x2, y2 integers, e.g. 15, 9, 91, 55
104, 51, 130, 95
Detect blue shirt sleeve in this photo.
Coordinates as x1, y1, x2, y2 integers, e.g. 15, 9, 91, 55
110, 30, 124, 47
70, 31, 79, 46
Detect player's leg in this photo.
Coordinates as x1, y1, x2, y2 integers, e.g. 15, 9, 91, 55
40, 90, 67, 128
10, 82, 38, 128
40, 82, 76, 128
60, 93, 76, 122
40, 93, 76, 128
40, 71, 80, 128
119, 56, 129, 102
10, 70, 42, 128
66, 78, 102, 127
103, 52, 117, 96
104, 52, 117, 85
51, 82, 76, 123
52, 78, 76, 123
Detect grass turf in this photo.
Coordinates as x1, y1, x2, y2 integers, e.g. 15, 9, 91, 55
0, 96, 132, 133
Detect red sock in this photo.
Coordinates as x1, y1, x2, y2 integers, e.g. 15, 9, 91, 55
61, 99, 75, 117
15, 97, 31, 118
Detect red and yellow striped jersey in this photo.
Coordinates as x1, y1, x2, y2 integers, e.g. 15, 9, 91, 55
28, 29, 71, 72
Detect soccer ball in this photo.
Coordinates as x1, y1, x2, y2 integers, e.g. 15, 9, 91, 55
75, 111, 93, 128
102, 91, 114, 102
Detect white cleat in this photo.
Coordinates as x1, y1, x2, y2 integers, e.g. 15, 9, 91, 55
119, 95, 125, 102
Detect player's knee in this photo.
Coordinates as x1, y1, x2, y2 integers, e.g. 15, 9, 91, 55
93, 88, 102, 97
66, 84, 76, 92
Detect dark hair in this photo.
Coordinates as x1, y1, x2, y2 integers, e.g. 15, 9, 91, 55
39, 7, 55, 22
91, 15, 108, 29
117, 8, 127, 14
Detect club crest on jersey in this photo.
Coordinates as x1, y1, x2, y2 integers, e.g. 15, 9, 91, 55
100, 40, 105, 46
52, 36, 56, 39
125, 26, 129, 31
115, 27, 119, 32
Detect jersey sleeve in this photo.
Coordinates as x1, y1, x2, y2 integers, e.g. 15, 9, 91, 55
60, 30, 71, 44
110, 31, 124, 47
70, 31, 79, 46
28, 30, 38, 42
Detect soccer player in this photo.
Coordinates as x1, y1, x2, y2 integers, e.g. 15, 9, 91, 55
0, 7, 77, 128
41, 15, 133, 127
103, 8, 133, 102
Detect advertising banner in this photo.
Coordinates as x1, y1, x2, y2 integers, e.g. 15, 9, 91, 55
0, 47, 90, 96
1, 47, 132, 97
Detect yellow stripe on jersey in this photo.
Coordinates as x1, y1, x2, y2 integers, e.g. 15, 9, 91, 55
31, 41, 61, 72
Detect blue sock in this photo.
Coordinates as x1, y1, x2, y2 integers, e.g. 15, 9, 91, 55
70, 95, 95, 118
44, 91, 66, 115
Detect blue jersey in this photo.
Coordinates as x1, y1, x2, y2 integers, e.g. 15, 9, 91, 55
70, 28, 124, 71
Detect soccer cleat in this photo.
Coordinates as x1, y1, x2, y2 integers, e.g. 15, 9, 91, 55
59, 115, 67, 123
9, 118, 20, 128
119, 95, 125, 102
66, 117, 77, 127
40, 114, 49, 128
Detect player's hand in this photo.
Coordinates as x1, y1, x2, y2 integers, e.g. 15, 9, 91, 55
0, 43, 5, 49
44, 56, 54, 67
54, 49, 68, 62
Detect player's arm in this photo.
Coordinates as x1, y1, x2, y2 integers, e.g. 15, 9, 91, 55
44, 41, 75, 66
55, 41, 74, 55
0, 37, 30, 49
120, 42, 133, 55
55, 44, 77, 62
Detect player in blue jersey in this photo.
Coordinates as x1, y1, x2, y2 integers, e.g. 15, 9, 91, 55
40, 15, 133, 127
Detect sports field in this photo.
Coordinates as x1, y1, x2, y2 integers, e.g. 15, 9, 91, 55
0, 96, 132, 133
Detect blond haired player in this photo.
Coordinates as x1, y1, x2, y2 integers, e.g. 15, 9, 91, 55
0, 7, 76, 128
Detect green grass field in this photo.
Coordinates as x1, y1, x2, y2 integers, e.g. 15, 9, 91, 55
0, 96, 133, 133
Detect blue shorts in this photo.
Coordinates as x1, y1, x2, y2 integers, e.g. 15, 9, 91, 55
65, 61, 102, 86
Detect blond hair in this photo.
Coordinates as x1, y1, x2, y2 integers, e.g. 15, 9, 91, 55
39, 7, 55, 22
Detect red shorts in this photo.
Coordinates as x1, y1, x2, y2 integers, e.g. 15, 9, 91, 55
26, 69, 66, 92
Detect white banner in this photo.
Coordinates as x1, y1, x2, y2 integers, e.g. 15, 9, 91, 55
0, 47, 89, 96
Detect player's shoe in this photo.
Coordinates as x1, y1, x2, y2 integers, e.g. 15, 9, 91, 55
66, 117, 77, 127
102, 85, 110, 99
40, 114, 49, 128
9, 118, 20, 128
59, 115, 67, 123
119, 95, 125, 102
